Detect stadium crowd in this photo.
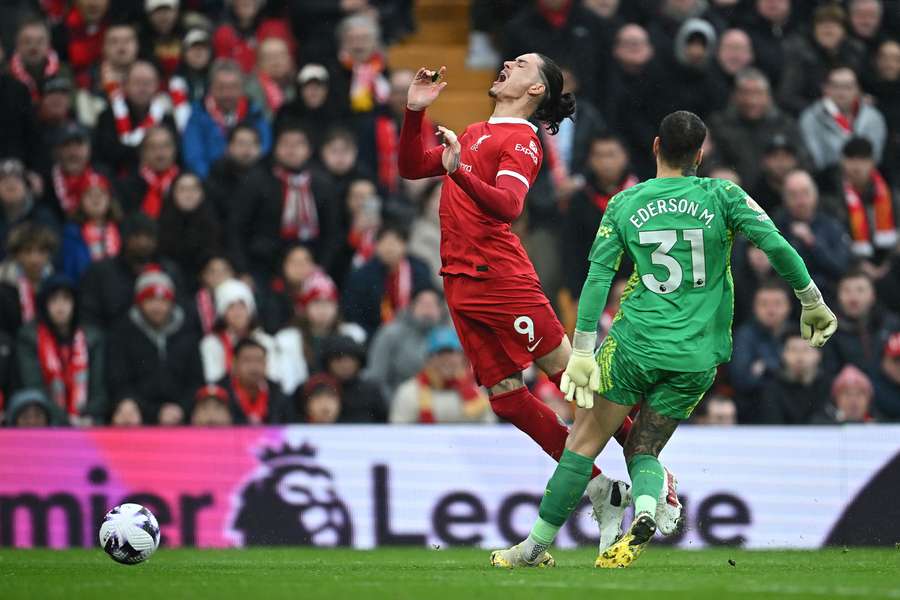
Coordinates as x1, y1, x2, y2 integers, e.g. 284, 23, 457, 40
0, 0, 897, 428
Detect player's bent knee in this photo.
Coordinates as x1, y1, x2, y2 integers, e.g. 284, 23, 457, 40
488, 376, 524, 398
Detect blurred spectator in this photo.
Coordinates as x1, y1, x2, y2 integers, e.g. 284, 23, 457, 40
140, 0, 182, 81
729, 281, 791, 420
669, 18, 720, 119
873, 332, 900, 420
749, 134, 801, 213
646, 0, 724, 57
321, 334, 386, 423
35, 76, 78, 174
16, 275, 106, 424
0, 72, 41, 175
45, 123, 101, 221
390, 327, 492, 424
200, 278, 278, 384
212, 0, 293, 74
261, 244, 320, 333
731, 241, 775, 325
190, 254, 234, 335
758, 333, 830, 424
319, 129, 368, 220
274, 64, 345, 149
229, 124, 341, 281
245, 37, 296, 121
812, 364, 876, 423
742, 0, 795, 87
465, 0, 507, 69
364, 286, 444, 401
204, 122, 261, 222
339, 179, 382, 283
820, 137, 897, 272
109, 397, 142, 426
778, 4, 864, 116
824, 270, 899, 375
710, 28, 754, 111
117, 125, 180, 218
218, 337, 292, 424
93, 61, 176, 174
408, 181, 442, 287
300, 373, 342, 424
169, 29, 213, 132
106, 267, 201, 424
5, 389, 67, 427
55, 0, 111, 88
605, 24, 678, 178
863, 39, 899, 183
10, 16, 67, 106
800, 66, 886, 173
73, 22, 139, 127
342, 224, 431, 336
80, 213, 184, 329
157, 172, 221, 279
0, 223, 59, 335
563, 135, 638, 297
182, 58, 271, 178
190, 383, 233, 426
691, 393, 737, 425
774, 170, 851, 299
848, 0, 887, 57
60, 173, 122, 281
708, 68, 805, 186
0, 159, 59, 257
332, 13, 389, 116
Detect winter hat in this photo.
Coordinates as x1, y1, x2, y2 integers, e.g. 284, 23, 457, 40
134, 267, 175, 304
884, 332, 900, 359
303, 373, 341, 400
6, 389, 66, 426
831, 365, 873, 398
215, 278, 256, 317
195, 384, 229, 406
83, 172, 110, 193
298, 272, 338, 308
321, 335, 366, 366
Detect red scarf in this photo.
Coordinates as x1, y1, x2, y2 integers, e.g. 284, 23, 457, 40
257, 71, 286, 113
348, 228, 376, 268
218, 331, 235, 375
37, 324, 89, 416
109, 85, 169, 146
168, 76, 191, 132
844, 169, 897, 257
81, 222, 121, 261
9, 51, 60, 102
139, 165, 180, 218
375, 115, 399, 194
274, 167, 319, 241
341, 52, 389, 113
18, 275, 36, 323
591, 174, 640, 212
381, 259, 411, 324
205, 95, 248, 133
52, 165, 96, 216
231, 374, 269, 424
196, 289, 216, 334
538, 0, 573, 28
65, 8, 105, 87
823, 98, 858, 134
415, 369, 485, 423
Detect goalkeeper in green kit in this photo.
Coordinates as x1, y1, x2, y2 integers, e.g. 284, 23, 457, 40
490, 111, 838, 569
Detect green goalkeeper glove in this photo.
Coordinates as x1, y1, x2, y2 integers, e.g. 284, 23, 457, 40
560, 330, 600, 409
795, 282, 838, 348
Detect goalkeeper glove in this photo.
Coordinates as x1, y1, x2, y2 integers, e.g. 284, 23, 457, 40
795, 281, 838, 348
560, 330, 600, 409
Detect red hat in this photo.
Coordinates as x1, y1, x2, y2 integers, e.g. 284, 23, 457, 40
831, 364, 873, 398
195, 384, 229, 405
134, 266, 175, 304
84, 172, 110, 192
885, 332, 900, 359
298, 272, 338, 308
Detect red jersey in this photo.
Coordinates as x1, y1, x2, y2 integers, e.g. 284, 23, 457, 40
399, 109, 543, 279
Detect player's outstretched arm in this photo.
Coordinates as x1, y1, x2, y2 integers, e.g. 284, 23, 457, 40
398, 67, 447, 180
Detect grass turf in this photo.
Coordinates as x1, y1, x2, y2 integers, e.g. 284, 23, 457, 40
1, 547, 898, 600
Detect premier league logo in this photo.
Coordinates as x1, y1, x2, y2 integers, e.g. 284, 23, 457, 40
231, 442, 353, 546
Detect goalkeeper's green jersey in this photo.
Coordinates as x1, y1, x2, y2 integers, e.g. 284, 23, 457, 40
585, 176, 811, 372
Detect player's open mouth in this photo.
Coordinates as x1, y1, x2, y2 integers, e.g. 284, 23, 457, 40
493, 70, 508, 84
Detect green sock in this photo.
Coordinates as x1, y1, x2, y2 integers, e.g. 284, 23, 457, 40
627, 454, 665, 518
530, 449, 595, 544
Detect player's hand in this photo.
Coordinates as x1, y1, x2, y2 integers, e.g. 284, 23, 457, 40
437, 126, 461, 174
795, 282, 838, 348
407, 66, 447, 111
560, 349, 599, 409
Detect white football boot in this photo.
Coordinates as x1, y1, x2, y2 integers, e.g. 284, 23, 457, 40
586, 473, 632, 553
655, 466, 684, 536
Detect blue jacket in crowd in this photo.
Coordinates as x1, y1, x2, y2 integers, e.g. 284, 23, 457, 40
181, 100, 271, 178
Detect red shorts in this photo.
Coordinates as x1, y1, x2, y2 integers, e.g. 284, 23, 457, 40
443, 274, 566, 387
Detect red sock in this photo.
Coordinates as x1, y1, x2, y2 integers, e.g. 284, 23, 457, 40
551, 369, 634, 448
490, 386, 602, 478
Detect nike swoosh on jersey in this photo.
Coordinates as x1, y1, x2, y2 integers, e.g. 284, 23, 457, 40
527, 337, 544, 353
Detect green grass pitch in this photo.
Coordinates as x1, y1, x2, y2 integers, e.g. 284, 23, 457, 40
1, 547, 899, 600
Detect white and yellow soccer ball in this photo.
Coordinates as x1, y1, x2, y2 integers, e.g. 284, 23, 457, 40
99, 503, 161, 564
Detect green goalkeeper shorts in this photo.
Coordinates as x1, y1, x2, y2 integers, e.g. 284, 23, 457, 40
594, 335, 716, 420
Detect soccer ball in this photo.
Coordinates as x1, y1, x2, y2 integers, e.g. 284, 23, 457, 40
99, 503, 161, 564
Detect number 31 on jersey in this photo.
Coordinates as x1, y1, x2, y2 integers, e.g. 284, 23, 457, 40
638, 229, 707, 295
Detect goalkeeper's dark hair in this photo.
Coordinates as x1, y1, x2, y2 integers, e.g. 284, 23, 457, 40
658, 110, 707, 170
534, 54, 575, 135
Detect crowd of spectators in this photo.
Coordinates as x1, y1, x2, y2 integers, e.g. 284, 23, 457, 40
0, 0, 897, 428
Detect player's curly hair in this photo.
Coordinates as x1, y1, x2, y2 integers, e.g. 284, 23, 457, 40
533, 54, 576, 135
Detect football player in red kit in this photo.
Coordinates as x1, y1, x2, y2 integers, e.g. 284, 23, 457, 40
398, 54, 682, 561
